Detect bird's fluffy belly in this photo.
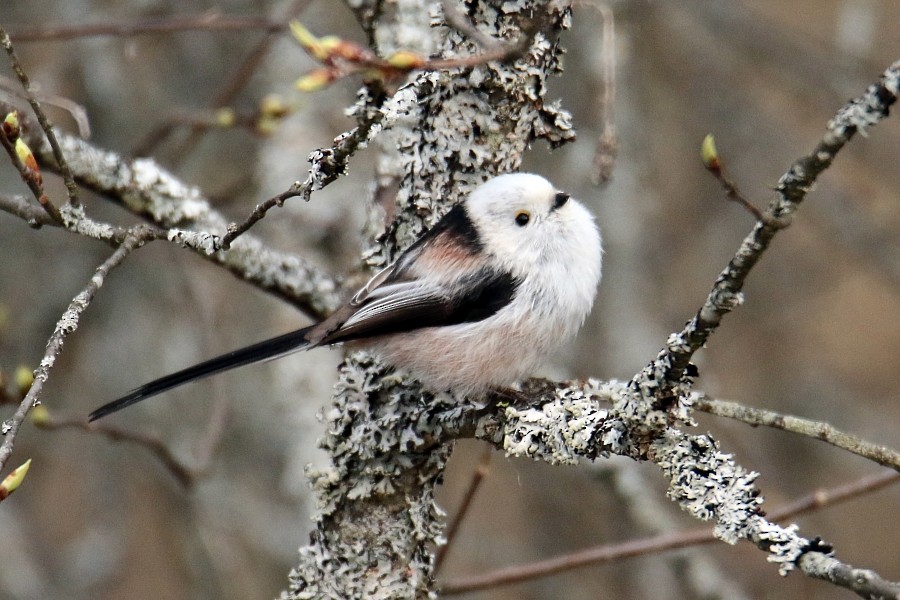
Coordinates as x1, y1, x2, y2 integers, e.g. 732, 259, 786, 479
366, 315, 558, 396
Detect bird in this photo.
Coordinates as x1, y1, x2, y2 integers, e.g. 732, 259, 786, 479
89, 173, 602, 421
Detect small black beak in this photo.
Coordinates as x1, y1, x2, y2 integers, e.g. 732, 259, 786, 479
552, 192, 569, 210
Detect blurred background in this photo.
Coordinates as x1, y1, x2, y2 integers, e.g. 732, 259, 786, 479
1, 1, 899, 598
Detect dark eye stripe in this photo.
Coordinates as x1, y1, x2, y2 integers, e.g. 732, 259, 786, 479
553, 192, 569, 209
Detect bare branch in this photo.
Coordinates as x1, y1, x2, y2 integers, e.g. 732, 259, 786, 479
8, 13, 283, 42
0, 229, 151, 472
695, 396, 900, 472
19, 128, 342, 319
433, 445, 493, 574
438, 470, 900, 595
34, 411, 195, 488
0, 192, 55, 226
440, 526, 715, 595
591, 3, 618, 185
768, 470, 899, 521
702, 136, 768, 222
0, 23, 80, 207
220, 111, 383, 248
648, 59, 900, 394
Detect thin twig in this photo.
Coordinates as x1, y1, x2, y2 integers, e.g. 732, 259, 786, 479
434, 445, 493, 574
0, 127, 63, 223
220, 185, 308, 249
644, 60, 900, 396
220, 112, 384, 248
163, 0, 313, 162
0, 23, 80, 207
35, 413, 195, 488
0, 192, 56, 226
591, 3, 617, 185
694, 396, 900, 472
703, 144, 767, 221
439, 470, 900, 595
768, 470, 899, 521
18, 126, 342, 318
0, 75, 91, 138
440, 529, 714, 595
0, 229, 153, 472
8, 13, 283, 42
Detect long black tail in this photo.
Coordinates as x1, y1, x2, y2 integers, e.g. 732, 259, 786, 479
89, 326, 314, 421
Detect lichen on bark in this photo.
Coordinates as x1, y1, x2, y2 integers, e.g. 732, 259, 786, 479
282, 1, 576, 598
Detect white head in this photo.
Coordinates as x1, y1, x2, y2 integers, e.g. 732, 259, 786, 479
463, 173, 602, 284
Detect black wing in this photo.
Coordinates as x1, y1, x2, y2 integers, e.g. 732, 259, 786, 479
320, 267, 520, 345
88, 326, 312, 421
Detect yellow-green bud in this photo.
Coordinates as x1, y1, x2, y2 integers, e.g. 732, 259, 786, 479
0, 459, 32, 501
290, 21, 328, 61
14, 365, 33, 395
386, 50, 425, 70
30, 405, 51, 428
701, 134, 720, 170
214, 107, 236, 128
295, 69, 335, 92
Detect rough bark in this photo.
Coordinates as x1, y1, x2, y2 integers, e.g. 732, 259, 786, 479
282, 1, 574, 598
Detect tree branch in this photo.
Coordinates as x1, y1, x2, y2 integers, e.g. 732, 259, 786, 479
8, 13, 284, 42
0, 192, 55, 226
650, 59, 900, 393
0, 229, 151, 471
282, 1, 576, 595
219, 106, 384, 248
438, 470, 900, 595
34, 410, 195, 488
18, 127, 342, 319
694, 395, 900, 472
0, 23, 80, 208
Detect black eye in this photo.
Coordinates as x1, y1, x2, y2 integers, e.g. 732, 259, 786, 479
553, 192, 569, 209
515, 211, 530, 227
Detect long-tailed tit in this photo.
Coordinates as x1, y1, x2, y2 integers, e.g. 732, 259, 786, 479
89, 173, 602, 421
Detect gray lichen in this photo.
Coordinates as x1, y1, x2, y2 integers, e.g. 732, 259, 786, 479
284, 353, 454, 599
284, 1, 576, 597
32, 133, 342, 318
362, 0, 575, 268
491, 378, 818, 577
285, 19, 900, 600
